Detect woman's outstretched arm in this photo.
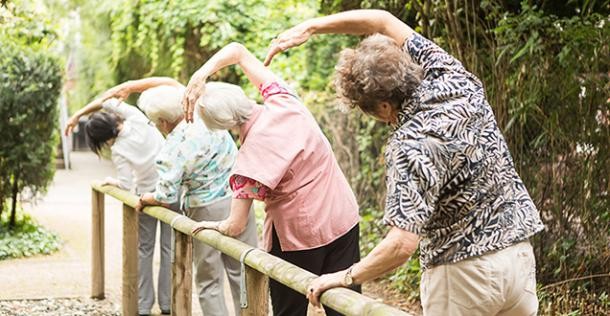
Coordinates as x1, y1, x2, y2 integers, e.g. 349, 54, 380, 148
264, 9, 414, 66
182, 42, 277, 122
64, 77, 182, 135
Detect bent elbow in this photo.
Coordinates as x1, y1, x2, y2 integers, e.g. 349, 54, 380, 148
391, 231, 418, 260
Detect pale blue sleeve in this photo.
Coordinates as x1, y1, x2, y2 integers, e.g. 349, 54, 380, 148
153, 145, 186, 204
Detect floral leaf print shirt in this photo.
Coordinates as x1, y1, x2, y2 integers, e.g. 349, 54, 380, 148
153, 118, 237, 209
383, 33, 545, 270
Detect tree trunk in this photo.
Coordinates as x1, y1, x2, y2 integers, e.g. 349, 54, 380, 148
9, 171, 19, 229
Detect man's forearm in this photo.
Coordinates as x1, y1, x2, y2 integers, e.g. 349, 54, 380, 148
351, 227, 419, 284
306, 10, 413, 46
306, 10, 389, 36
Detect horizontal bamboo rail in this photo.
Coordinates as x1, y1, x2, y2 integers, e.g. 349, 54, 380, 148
91, 182, 411, 316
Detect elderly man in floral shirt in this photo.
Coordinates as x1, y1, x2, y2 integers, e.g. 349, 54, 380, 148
107, 77, 257, 316
268, 9, 544, 316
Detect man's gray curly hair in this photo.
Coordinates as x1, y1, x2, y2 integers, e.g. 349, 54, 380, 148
334, 33, 423, 114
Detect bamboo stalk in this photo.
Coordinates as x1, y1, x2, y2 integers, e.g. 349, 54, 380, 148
92, 183, 411, 316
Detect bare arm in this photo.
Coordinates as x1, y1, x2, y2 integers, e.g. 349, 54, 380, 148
191, 198, 253, 237
264, 9, 414, 65
64, 77, 183, 135
63, 97, 105, 136
105, 77, 183, 100
306, 227, 419, 306
182, 42, 278, 122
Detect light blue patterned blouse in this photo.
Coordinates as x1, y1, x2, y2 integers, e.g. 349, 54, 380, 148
153, 119, 237, 209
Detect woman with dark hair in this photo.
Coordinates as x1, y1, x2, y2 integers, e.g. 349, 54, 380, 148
266, 9, 544, 316
65, 85, 171, 316
84, 111, 122, 155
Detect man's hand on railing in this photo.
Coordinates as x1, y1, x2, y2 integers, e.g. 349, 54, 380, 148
306, 270, 347, 307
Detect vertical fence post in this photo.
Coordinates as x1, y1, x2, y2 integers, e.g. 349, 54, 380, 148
122, 203, 139, 315
240, 266, 269, 316
91, 189, 105, 299
171, 230, 192, 315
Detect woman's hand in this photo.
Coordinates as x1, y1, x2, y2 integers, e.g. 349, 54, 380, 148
64, 114, 81, 136
306, 271, 346, 307
182, 71, 208, 123
100, 84, 131, 103
101, 176, 120, 187
192, 220, 221, 235
264, 21, 314, 66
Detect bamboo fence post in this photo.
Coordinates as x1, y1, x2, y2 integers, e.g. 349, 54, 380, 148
91, 188, 105, 299
240, 266, 269, 316
122, 203, 139, 316
171, 229, 192, 315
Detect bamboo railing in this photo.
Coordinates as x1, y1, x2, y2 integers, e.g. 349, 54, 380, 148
91, 182, 412, 316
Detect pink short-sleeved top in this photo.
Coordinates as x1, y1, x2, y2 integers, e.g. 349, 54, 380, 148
231, 81, 360, 252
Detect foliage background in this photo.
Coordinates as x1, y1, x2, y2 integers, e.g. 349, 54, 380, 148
8, 0, 608, 313
0, 1, 64, 260
0, 1, 63, 229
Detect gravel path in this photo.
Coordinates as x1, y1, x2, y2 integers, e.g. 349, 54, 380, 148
0, 297, 120, 316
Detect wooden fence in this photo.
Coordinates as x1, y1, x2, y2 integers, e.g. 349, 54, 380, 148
91, 182, 411, 316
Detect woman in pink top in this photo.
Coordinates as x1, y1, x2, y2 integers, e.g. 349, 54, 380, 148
182, 43, 361, 316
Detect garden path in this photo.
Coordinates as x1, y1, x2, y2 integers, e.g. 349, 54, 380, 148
0, 151, 212, 315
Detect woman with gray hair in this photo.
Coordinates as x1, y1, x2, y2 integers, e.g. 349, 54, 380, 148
100, 78, 258, 316
266, 9, 544, 316
182, 43, 361, 316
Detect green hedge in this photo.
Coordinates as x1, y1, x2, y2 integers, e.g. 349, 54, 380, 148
0, 39, 63, 227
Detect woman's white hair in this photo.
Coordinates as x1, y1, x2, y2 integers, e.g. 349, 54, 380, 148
196, 82, 254, 130
138, 85, 185, 125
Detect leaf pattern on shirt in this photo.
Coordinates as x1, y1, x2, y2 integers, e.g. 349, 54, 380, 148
383, 34, 544, 270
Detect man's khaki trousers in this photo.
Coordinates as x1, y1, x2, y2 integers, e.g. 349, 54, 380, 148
421, 240, 538, 316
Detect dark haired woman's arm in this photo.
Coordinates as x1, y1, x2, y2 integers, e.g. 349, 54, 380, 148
64, 98, 106, 136
264, 10, 414, 66
64, 77, 182, 135
182, 42, 278, 122
100, 77, 183, 102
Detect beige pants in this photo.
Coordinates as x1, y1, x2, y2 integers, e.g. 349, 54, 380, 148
421, 241, 538, 316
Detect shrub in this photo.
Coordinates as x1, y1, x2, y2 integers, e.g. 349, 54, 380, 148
0, 39, 63, 228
